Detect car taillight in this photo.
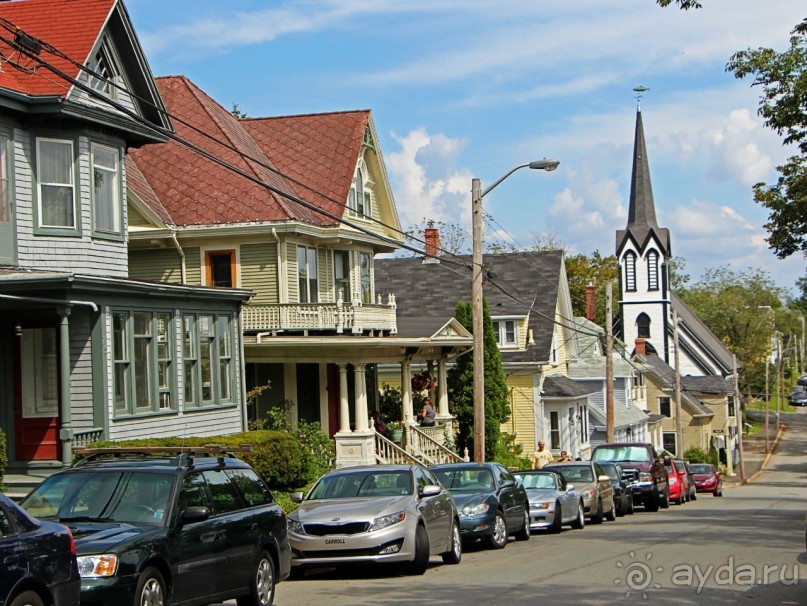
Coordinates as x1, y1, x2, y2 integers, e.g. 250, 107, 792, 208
66, 527, 76, 555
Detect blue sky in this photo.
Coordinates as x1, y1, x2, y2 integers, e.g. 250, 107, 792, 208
125, 0, 806, 293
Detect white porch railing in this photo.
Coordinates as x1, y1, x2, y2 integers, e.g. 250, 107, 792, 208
405, 423, 467, 465
73, 428, 104, 448
374, 432, 425, 465
244, 295, 397, 335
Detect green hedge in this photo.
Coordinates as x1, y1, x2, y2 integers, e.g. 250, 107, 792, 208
0, 427, 6, 491
82, 430, 320, 490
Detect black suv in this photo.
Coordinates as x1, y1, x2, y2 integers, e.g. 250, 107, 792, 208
590, 442, 670, 512
20, 446, 290, 606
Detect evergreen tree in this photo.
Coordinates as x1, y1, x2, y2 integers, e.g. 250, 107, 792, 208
447, 299, 511, 460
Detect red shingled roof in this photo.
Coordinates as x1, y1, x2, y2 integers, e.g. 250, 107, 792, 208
129, 76, 371, 229
241, 110, 370, 226
0, 0, 114, 98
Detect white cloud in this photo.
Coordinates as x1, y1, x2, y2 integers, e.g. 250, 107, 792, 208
385, 128, 473, 231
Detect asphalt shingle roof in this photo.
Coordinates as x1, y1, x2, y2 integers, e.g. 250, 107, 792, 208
542, 375, 597, 398
374, 250, 563, 363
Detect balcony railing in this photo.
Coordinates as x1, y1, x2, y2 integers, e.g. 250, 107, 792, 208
243, 294, 397, 335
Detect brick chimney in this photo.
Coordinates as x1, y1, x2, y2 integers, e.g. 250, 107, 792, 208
586, 283, 596, 321
423, 222, 439, 264
634, 338, 646, 357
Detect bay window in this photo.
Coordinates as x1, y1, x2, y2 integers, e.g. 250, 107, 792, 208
91, 142, 121, 234
36, 138, 76, 229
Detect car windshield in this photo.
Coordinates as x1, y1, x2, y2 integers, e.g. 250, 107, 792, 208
551, 465, 594, 483
674, 461, 686, 472
688, 464, 714, 474
307, 471, 412, 499
592, 446, 651, 463
432, 468, 494, 492
515, 473, 557, 490
21, 471, 174, 526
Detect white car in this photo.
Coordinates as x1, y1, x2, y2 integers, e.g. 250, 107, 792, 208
287, 464, 461, 576
514, 470, 585, 532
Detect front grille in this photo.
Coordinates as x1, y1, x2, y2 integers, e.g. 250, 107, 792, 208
298, 539, 403, 559
303, 522, 370, 536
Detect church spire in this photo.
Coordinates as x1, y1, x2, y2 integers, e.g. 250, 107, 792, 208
616, 106, 670, 255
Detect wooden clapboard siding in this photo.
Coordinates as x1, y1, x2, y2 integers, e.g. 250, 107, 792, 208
184, 247, 201, 285
286, 242, 298, 302
128, 249, 182, 283
240, 242, 279, 304
503, 375, 536, 453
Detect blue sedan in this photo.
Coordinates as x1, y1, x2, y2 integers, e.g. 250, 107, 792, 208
430, 462, 530, 549
0, 493, 80, 606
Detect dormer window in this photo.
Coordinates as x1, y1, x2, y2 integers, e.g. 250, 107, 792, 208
624, 251, 637, 292
647, 250, 659, 291
89, 43, 120, 97
492, 318, 519, 348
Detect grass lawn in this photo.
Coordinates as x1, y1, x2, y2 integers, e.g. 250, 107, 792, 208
745, 396, 799, 414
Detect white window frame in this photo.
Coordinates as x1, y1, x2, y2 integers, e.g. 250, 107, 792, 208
348, 159, 373, 218
183, 313, 235, 407
297, 246, 319, 303
91, 142, 121, 234
36, 137, 76, 230
360, 251, 372, 304
492, 318, 519, 348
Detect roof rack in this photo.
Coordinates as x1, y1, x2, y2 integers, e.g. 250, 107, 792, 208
73, 444, 253, 467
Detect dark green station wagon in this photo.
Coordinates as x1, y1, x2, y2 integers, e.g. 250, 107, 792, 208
20, 446, 290, 606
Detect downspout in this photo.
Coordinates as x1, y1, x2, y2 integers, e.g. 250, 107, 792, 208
272, 228, 287, 302
169, 228, 186, 284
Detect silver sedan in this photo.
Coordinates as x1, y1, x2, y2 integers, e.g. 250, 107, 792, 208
514, 470, 585, 533
287, 464, 462, 576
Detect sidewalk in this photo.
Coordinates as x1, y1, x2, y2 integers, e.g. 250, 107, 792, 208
723, 411, 784, 486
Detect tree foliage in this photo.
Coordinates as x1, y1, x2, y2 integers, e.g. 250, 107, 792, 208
656, 0, 702, 8
447, 299, 511, 460
725, 19, 807, 259
402, 219, 470, 256
564, 251, 618, 326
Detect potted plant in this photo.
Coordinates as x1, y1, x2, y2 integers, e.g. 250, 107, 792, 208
386, 421, 403, 443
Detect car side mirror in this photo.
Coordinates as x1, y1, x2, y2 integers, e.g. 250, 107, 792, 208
663, 456, 672, 466
181, 506, 210, 524
501, 478, 515, 488
420, 484, 441, 498
291, 492, 305, 503
598, 475, 611, 483
566, 484, 575, 492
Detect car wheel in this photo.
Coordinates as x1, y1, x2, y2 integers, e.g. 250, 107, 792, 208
134, 566, 166, 606
10, 591, 45, 606
548, 502, 563, 534
660, 489, 670, 509
570, 501, 585, 529
441, 519, 462, 564
590, 498, 604, 524
487, 511, 508, 549
615, 496, 626, 517
690, 488, 697, 501
514, 506, 531, 541
407, 524, 431, 575
606, 498, 616, 522
237, 550, 275, 606
627, 495, 635, 515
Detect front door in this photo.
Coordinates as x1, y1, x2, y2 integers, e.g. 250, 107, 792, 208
13, 326, 60, 460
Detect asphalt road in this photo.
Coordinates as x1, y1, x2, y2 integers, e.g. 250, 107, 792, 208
240, 410, 807, 606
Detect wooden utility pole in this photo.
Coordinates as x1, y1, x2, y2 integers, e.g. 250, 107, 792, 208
605, 282, 614, 443
764, 361, 770, 454
734, 354, 745, 482
673, 309, 683, 458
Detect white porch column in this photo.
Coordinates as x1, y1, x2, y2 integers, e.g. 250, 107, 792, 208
337, 364, 351, 434
354, 363, 369, 432
437, 358, 449, 417
58, 308, 73, 466
401, 359, 413, 424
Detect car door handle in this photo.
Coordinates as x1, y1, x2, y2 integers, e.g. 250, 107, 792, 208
3, 555, 20, 567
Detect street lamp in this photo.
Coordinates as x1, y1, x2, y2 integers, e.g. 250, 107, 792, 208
472, 158, 559, 462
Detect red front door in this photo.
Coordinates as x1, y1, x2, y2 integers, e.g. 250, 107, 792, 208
326, 364, 339, 438
13, 326, 61, 461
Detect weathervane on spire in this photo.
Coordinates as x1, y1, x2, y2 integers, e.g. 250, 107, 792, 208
633, 86, 650, 110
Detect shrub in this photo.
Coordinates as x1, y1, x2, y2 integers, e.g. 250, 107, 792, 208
492, 432, 530, 470
82, 430, 319, 490
683, 446, 709, 463
378, 385, 403, 422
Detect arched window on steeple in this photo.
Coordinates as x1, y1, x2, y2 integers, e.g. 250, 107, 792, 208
647, 250, 659, 291
637, 312, 651, 338
624, 251, 637, 292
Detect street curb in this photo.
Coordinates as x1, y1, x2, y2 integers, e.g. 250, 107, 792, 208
730, 424, 787, 486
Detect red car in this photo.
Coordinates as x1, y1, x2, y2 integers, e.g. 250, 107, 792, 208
665, 464, 685, 505
673, 460, 696, 502
689, 463, 723, 497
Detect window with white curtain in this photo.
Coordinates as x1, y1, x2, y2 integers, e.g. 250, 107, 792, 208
297, 246, 318, 303
92, 142, 121, 234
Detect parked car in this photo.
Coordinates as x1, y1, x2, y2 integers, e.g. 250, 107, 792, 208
790, 387, 807, 406
1, 493, 80, 606
591, 442, 670, 512
287, 464, 462, 576
513, 470, 585, 532
20, 446, 290, 606
798, 374, 807, 387
665, 464, 685, 505
430, 462, 531, 549
689, 463, 724, 497
544, 461, 616, 524
673, 460, 697, 502
598, 462, 635, 516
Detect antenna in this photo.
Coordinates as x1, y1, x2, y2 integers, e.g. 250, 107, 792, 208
633, 86, 650, 109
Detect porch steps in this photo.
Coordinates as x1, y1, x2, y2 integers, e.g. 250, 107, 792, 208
3, 463, 62, 502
